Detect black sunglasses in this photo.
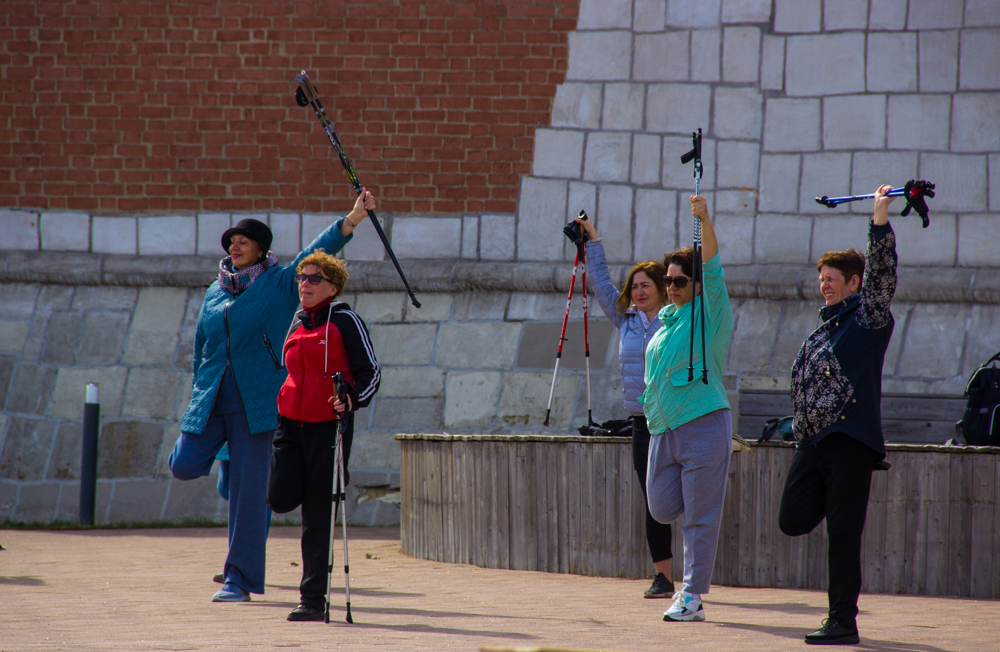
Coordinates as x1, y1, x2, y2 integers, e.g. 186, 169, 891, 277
295, 273, 332, 286
663, 275, 690, 289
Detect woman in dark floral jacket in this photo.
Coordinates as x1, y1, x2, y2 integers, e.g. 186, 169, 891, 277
778, 184, 898, 646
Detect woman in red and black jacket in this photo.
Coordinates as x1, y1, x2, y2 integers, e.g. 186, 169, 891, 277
266, 249, 380, 622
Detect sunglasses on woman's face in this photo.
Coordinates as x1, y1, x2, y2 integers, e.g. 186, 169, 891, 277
295, 273, 331, 286
663, 275, 690, 289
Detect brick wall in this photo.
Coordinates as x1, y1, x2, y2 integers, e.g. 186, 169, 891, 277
0, 0, 577, 214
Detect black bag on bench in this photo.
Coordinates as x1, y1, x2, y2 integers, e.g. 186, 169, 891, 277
956, 350, 1000, 446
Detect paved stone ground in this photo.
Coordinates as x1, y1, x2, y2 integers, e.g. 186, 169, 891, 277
0, 526, 994, 652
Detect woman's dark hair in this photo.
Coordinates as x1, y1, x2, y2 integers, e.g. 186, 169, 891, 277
615, 261, 668, 315
816, 249, 866, 292
663, 247, 695, 278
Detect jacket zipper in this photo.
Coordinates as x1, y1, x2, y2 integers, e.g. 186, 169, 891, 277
223, 299, 251, 427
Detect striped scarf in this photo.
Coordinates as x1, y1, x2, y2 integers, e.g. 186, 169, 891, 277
218, 252, 278, 295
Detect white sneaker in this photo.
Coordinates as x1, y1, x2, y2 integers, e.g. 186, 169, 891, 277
663, 590, 704, 621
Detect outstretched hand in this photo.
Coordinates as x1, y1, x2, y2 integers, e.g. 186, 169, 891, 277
873, 184, 894, 225
347, 187, 376, 224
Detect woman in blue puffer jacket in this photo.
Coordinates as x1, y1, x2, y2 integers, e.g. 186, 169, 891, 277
575, 215, 674, 599
170, 189, 375, 603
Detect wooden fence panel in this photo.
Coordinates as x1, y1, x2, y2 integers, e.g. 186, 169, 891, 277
396, 435, 1000, 598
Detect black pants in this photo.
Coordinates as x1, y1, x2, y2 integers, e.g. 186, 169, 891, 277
267, 414, 354, 609
778, 432, 876, 631
632, 416, 673, 564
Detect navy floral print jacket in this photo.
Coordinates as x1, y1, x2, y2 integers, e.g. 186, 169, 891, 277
789, 221, 897, 461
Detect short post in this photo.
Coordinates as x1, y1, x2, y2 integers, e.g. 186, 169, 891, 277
79, 383, 100, 526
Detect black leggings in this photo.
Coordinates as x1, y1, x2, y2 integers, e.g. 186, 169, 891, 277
632, 416, 673, 564
267, 414, 354, 608
778, 432, 876, 631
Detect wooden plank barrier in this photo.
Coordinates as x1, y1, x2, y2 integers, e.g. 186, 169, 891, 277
397, 434, 1000, 598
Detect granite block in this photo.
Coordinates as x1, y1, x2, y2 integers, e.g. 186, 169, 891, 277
849, 152, 920, 207
40, 212, 89, 252
122, 368, 183, 420
6, 364, 58, 415
498, 371, 578, 429
1, 209, 39, 250
713, 87, 763, 140
727, 300, 782, 373
959, 215, 1000, 267
886, 95, 951, 152
577, 0, 632, 29
646, 84, 713, 135
480, 214, 515, 261
584, 132, 632, 183
786, 33, 865, 96
341, 217, 387, 262
461, 216, 478, 259
824, 0, 868, 30
123, 287, 188, 366
992, 154, 1000, 213
722, 26, 760, 83
774, 0, 820, 33
822, 95, 886, 151
106, 479, 169, 523
137, 215, 196, 256
760, 35, 785, 91
633, 0, 667, 32
372, 397, 443, 432
392, 217, 461, 259
918, 31, 959, 93
403, 293, 452, 322
907, 0, 964, 29
758, 154, 801, 213
810, 214, 871, 262
753, 214, 813, 264
532, 128, 585, 179
91, 217, 137, 255
353, 293, 405, 323
602, 84, 646, 131
301, 214, 338, 249
633, 32, 690, 82
799, 152, 852, 214
722, 0, 772, 23
715, 190, 757, 215
893, 213, 956, 266
268, 212, 301, 257
161, 475, 224, 522
0, 355, 14, 400
452, 292, 510, 321
868, 0, 906, 30
712, 213, 754, 264
919, 154, 987, 213
772, 301, 821, 372
896, 303, 965, 377
690, 29, 721, 82
71, 287, 138, 311
716, 140, 760, 189
435, 322, 521, 369
866, 32, 916, 92
75, 311, 130, 365
566, 31, 632, 81
196, 213, 230, 256
0, 284, 40, 320
98, 420, 165, 479
46, 421, 82, 481
662, 135, 715, 190
367, 323, 437, 366
0, 478, 15, 520
37, 286, 74, 311
634, 189, 678, 262
763, 98, 820, 152
962, 305, 1000, 376
0, 321, 29, 353
951, 93, 1000, 153
516, 178, 568, 262
596, 184, 634, 261
443, 371, 502, 429
11, 482, 60, 523
0, 417, 57, 481
631, 134, 662, 186
551, 83, 603, 130
516, 321, 613, 371
666, 0, 721, 27
378, 367, 445, 398
966, 0, 1000, 26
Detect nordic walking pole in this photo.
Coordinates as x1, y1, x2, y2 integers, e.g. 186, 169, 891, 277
580, 241, 595, 427
325, 373, 354, 624
294, 70, 421, 308
680, 129, 708, 384
815, 179, 935, 228
543, 247, 579, 427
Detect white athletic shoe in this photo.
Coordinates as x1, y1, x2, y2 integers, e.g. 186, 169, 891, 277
663, 590, 705, 621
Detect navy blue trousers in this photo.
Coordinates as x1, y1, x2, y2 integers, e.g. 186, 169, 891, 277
169, 410, 274, 595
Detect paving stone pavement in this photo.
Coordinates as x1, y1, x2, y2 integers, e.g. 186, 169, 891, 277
0, 526, 995, 652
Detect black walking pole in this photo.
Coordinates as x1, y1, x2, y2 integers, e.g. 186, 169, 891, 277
680, 129, 708, 385
294, 70, 421, 309
80, 383, 99, 525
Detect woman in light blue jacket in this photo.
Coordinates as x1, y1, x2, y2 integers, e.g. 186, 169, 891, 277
170, 190, 375, 603
575, 216, 674, 599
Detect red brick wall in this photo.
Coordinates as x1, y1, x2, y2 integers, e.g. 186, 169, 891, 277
0, 0, 577, 214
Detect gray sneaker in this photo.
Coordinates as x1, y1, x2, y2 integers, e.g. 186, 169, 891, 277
644, 573, 675, 598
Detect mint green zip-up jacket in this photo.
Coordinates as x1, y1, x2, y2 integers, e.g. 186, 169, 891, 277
639, 252, 734, 434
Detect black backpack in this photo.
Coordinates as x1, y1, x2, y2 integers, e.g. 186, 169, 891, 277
956, 351, 1000, 446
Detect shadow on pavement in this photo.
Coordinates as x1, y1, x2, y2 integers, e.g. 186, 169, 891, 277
0, 576, 45, 586
717, 621, 952, 652
709, 599, 827, 615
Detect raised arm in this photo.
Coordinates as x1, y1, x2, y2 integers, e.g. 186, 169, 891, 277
858, 184, 898, 330
575, 216, 626, 328
690, 196, 718, 261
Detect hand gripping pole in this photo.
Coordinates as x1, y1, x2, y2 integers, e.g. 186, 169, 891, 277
295, 71, 421, 308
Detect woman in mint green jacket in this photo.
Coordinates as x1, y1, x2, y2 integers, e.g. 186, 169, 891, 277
640, 195, 734, 623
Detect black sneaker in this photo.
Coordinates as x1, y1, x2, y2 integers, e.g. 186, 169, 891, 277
804, 618, 860, 645
643, 572, 675, 598
287, 604, 325, 622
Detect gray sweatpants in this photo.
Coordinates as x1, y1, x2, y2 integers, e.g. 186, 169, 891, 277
646, 408, 731, 595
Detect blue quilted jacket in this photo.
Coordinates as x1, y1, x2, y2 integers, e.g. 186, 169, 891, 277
586, 241, 662, 416
179, 220, 352, 436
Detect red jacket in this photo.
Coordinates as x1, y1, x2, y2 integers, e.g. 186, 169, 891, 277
277, 300, 380, 423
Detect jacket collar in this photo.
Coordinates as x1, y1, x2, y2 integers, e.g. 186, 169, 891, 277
820, 293, 860, 324
296, 300, 349, 330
